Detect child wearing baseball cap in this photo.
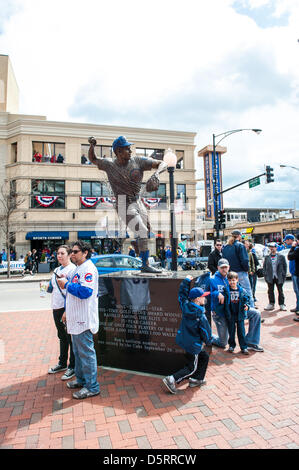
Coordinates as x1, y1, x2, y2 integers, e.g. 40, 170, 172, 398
162, 275, 212, 394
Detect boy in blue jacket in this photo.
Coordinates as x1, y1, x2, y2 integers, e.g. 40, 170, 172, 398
162, 275, 212, 394
226, 272, 250, 354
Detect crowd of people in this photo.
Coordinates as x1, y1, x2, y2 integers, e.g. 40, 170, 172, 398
208, 231, 299, 321
162, 231, 298, 394
2, 229, 298, 400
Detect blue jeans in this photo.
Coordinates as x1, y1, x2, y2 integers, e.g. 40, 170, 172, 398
292, 275, 299, 310
245, 307, 261, 347
211, 313, 228, 348
212, 307, 261, 348
249, 273, 257, 301
71, 330, 100, 394
237, 271, 254, 307
228, 317, 247, 350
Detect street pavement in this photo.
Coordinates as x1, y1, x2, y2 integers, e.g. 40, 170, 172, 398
0, 282, 298, 450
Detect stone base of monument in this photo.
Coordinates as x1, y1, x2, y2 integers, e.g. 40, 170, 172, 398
94, 270, 211, 376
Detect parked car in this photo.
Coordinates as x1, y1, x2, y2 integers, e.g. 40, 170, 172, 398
178, 248, 208, 271
91, 254, 142, 275
277, 249, 291, 278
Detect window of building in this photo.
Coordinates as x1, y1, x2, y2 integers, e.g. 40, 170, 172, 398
80, 181, 110, 208
176, 184, 186, 203
11, 143, 17, 163
81, 144, 112, 164
32, 142, 65, 163
136, 148, 165, 161
176, 150, 184, 169
141, 182, 167, 204
31, 179, 65, 208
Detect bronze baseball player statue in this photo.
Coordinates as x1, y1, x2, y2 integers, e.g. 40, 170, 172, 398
88, 136, 168, 273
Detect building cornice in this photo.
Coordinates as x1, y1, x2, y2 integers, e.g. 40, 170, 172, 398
0, 117, 197, 146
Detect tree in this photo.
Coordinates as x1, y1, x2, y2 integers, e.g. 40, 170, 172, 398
0, 179, 26, 278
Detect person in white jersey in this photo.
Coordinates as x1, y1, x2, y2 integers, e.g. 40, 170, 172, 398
47, 245, 76, 380
57, 241, 100, 399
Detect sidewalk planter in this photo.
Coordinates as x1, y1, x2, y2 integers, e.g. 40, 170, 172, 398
38, 262, 50, 273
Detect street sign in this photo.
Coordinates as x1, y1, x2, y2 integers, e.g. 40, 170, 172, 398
249, 177, 260, 188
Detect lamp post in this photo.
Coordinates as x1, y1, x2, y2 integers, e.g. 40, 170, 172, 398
212, 128, 262, 239
280, 164, 299, 171
164, 148, 178, 271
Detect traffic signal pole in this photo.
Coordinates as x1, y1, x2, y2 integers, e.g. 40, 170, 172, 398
214, 168, 274, 238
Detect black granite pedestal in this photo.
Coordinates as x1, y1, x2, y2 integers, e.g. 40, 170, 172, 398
94, 270, 211, 376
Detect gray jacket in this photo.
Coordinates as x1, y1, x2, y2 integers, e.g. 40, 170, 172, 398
263, 254, 287, 284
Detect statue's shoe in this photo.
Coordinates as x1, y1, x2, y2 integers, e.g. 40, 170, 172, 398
140, 265, 162, 274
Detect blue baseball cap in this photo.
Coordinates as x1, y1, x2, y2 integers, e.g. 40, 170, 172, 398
189, 287, 210, 300
112, 136, 134, 153
283, 234, 295, 242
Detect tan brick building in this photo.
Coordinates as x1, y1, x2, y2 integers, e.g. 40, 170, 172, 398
0, 56, 197, 258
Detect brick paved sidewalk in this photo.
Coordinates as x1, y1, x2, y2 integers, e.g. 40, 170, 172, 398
0, 290, 298, 450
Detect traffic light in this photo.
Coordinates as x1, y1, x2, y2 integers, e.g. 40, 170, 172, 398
215, 209, 226, 230
266, 166, 274, 183
219, 210, 226, 229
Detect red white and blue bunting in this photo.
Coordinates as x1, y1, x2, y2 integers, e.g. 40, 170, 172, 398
35, 196, 59, 207
80, 196, 101, 208
79, 196, 161, 209
142, 198, 161, 209
100, 197, 116, 206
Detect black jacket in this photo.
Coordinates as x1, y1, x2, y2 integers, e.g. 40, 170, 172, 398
288, 245, 299, 276
208, 249, 222, 275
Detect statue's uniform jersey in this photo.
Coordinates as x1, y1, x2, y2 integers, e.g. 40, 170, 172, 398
95, 156, 156, 202
95, 156, 157, 246
65, 259, 99, 335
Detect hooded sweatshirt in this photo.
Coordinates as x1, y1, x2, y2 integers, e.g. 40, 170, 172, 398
175, 278, 212, 355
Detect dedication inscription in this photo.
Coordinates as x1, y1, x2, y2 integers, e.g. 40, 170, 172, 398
95, 273, 210, 375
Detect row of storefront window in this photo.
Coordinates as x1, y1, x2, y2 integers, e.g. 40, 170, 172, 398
30, 180, 186, 209
12, 142, 185, 168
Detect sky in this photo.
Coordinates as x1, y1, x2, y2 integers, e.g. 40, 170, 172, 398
0, 0, 299, 210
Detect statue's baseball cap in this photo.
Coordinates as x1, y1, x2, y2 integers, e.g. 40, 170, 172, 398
189, 287, 210, 300
283, 234, 295, 242
112, 136, 134, 153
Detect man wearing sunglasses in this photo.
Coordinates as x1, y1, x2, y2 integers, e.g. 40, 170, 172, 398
88, 136, 167, 274
208, 240, 223, 275
57, 241, 100, 399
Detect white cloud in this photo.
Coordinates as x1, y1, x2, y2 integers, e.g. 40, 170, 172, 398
0, 0, 298, 209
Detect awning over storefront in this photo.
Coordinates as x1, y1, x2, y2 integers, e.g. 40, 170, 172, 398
78, 230, 130, 239
26, 231, 69, 240
78, 231, 107, 239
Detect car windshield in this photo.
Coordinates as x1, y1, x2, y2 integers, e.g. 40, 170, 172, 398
114, 256, 141, 268
95, 257, 114, 268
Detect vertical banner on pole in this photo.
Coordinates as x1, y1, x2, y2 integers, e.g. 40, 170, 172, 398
214, 151, 223, 212
204, 153, 213, 220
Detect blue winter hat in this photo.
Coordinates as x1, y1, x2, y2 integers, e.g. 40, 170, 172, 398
283, 234, 295, 242
112, 136, 134, 153
189, 287, 210, 300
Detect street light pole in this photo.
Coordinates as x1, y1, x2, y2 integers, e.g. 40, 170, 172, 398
212, 128, 262, 239
164, 149, 178, 271
280, 164, 299, 171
